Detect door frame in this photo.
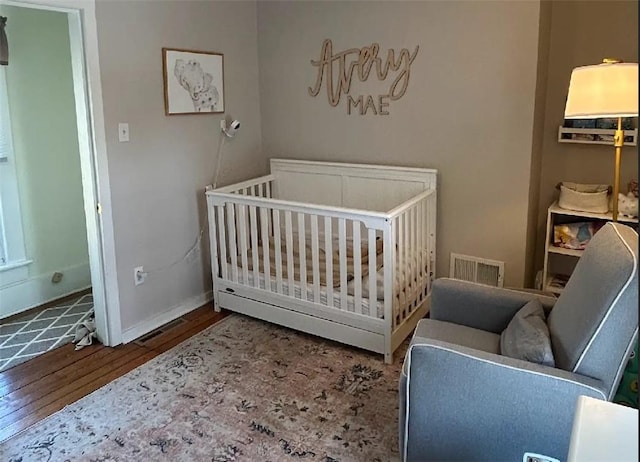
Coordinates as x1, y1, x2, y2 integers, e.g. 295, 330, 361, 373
5, 0, 121, 345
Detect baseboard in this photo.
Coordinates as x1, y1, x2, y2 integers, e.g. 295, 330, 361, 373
0, 263, 91, 319
120, 291, 213, 344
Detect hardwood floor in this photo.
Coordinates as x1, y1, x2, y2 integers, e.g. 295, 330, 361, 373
0, 305, 228, 442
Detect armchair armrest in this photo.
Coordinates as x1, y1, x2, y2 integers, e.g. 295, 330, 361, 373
429, 278, 558, 333
400, 340, 605, 462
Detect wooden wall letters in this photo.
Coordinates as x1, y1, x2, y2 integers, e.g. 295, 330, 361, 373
308, 39, 419, 116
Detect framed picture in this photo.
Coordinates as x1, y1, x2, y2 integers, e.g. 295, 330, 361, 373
162, 47, 224, 115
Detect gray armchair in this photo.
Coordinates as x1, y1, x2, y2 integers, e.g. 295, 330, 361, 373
399, 222, 638, 461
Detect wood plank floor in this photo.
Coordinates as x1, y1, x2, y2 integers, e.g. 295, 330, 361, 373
0, 305, 228, 442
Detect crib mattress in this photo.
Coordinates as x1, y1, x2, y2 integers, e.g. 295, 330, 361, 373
224, 263, 429, 320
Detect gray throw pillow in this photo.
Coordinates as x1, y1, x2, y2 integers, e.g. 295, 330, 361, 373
500, 299, 555, 367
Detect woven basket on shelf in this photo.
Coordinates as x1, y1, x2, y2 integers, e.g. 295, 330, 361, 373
557, 182, 611, 214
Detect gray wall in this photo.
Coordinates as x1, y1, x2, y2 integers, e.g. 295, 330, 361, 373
533, 0, 639, 273
257, 1, 543, 287
95, 0, 263, 332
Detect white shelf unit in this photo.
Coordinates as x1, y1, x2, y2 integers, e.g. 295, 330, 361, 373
542, 202, 638, 295
557, 127, 638, 146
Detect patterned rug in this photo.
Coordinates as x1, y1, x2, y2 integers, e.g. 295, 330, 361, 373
1, 293, 94, 372
1, 314, 405, 461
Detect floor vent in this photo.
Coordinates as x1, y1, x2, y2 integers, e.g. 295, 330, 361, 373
134, 317, 187, 345
449, 253, 504, 287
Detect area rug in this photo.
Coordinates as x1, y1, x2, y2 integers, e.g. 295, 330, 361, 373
1, 314, 405, 461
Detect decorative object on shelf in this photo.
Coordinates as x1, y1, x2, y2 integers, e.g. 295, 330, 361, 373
628, 179, 638, 197
162, 48, 224, 115
563, 59, 639, 221
556, 182, 611, 213
617, 192, 638, 218
553, 221, 604, 250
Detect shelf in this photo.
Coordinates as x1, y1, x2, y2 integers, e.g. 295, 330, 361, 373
545, 273, 570, 295
548, 246, 583, 257
558, 127, 638, 146
543, 197, 638, 294
544, 284, 563, 296
549, 202, 638, 224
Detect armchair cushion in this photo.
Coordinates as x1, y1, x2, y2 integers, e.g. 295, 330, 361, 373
430, 278, 558, 334
414, 319, 500, 355
500, 299, 555, 367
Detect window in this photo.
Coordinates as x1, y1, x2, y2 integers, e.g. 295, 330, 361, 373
0, 65, 30, 283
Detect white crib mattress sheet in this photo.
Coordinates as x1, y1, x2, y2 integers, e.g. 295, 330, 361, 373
225, 263, 385, 318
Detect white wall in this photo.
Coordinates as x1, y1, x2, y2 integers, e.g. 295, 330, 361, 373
0, 5, 90, 318
257, 1, 543, 287
94, 0, 263, 334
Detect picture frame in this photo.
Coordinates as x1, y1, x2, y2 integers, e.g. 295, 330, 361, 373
162, 47, 224, 115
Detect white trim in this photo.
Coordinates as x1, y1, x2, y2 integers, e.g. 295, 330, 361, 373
0, 259, 32, 273
6, 0, 121, 346
573, 224, 638, 375
0, 259, 32, 287
0, 262, 91, 319
120, 291, 213, 344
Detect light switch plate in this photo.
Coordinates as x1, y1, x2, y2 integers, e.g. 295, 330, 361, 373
118, 123, 129, 142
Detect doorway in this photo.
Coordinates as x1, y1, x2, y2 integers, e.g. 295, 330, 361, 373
0, 0, 120, 371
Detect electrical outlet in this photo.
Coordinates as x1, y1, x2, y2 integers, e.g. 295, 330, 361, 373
118, 123, 129, 142
134, 266, 145, 286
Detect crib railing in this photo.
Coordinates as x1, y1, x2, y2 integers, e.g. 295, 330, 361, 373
207, 184, 435, 331
214, 174, 275, 198
388, 189, 436, 329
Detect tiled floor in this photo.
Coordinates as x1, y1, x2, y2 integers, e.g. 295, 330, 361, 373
0, 293, 94, 372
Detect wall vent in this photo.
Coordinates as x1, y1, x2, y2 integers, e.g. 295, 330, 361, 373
449, 253, 504, 287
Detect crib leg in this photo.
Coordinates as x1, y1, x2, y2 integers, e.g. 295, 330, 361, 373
213, 296, 221, 312
384, 351, 393, 364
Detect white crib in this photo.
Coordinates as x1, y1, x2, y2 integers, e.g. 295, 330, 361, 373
206, 159, 437, 363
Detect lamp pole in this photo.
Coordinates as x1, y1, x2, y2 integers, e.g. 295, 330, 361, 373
612, 116, 624, 222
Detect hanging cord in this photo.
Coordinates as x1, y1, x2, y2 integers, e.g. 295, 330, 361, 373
142, 132, 227, 277
212, 134, 226, 190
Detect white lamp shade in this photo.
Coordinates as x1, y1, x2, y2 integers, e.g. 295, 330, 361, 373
564, 62, 638, 119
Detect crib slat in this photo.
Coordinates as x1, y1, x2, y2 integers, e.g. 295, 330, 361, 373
411, 205, 417, 307
285, 211, 295, 297
417, 201, 424, 299
260, 207, 271, 291
238, 205, 249, 284
265, 181, 271, 199
311, 215, 321, 303
298, 213, 307, 292
249, 206, 260, 288
352, 222, 362, 314
324, 217, 334, 307
398, 214, 406, 319
228, 203, 238, 283
339, 218, 348, 311
273, 210, 284, 294
368, 228, 377, 316
217, 206, 228, 280
385, 224, 396, 332
258, 183, 264, 198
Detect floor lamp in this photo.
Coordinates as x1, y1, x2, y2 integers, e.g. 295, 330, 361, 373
564, 59, 639, 221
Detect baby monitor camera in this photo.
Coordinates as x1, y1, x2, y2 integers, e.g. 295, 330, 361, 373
222, 119, 241, 138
